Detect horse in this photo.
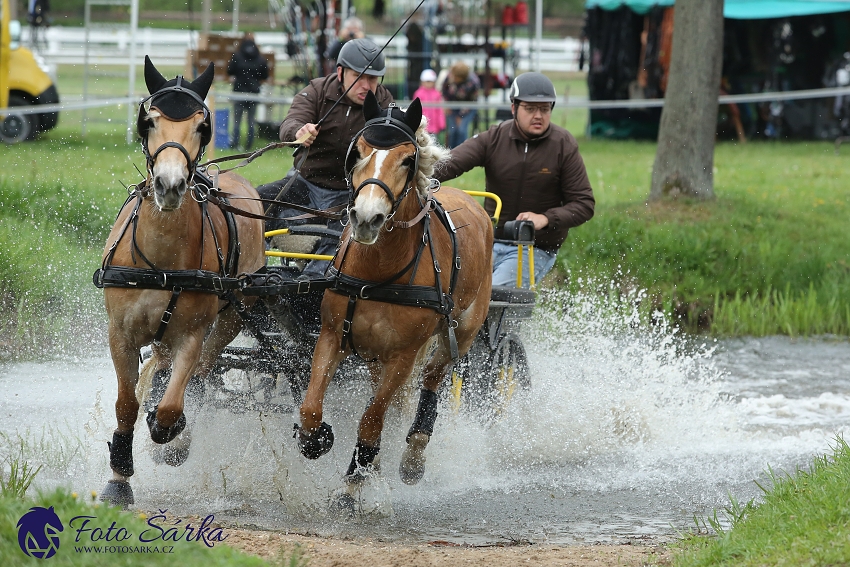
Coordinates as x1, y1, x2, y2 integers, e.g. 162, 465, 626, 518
295, 91, 493, 501
94, 56, 265, 507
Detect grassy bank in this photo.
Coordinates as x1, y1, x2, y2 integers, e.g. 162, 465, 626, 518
0, 487, 274, 566
674, 437, 850, 566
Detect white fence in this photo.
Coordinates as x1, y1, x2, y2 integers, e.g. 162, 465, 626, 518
24, 26, 585, 72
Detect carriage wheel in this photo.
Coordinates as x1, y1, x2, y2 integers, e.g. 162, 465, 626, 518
485, 334, 530, 419
451, 333, 530, 421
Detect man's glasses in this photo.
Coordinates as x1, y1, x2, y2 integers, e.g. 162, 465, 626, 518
518, 104, 552, 116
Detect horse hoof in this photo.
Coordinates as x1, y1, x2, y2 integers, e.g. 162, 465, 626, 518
296, 422, 334, 459
100, 480, 134, 508
163, 444, 189, 467
399, 432, 430, 486
146, 409, 186, 444
329, 492, 356, 519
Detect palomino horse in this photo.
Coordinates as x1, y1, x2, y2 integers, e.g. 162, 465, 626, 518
94, 57, 265, 506
295, 92, 493, 497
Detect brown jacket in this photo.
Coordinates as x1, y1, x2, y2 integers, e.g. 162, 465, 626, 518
279, 75, 393, 191
434, 120, 594, 252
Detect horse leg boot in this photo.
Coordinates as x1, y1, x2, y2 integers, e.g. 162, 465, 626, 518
400, 388, 439, 485
102, 341, 140, 508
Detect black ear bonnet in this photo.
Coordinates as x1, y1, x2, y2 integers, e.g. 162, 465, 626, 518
137, 55, 214, 148
344, 92, 423, 184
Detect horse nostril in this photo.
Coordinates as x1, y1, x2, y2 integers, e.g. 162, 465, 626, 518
349, 209, 359, 225
371, 214, 386, 230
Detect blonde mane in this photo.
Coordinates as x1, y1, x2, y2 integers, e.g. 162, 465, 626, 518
413, 115, 451, 198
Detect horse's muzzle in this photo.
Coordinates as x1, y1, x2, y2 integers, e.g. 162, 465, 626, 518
152, 175, 188, 211
349, 209, 385, 245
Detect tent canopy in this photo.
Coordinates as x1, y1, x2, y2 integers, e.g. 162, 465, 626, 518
586, 0, 850, 19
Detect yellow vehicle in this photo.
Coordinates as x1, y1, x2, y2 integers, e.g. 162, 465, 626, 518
1, 0, 59, 143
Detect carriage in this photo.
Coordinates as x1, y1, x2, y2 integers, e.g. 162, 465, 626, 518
208, 206, 538, 418
93, 57, 541, 508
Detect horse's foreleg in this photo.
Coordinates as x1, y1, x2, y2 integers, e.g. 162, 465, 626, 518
298, 328, 347, 459
147, 331, 204, 445
345, 352, 417, 483
102, 329, 141, 507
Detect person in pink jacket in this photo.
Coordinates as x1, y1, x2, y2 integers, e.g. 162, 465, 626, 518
413, 69, 446, 138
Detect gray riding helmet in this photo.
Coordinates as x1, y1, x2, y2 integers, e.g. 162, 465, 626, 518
337, 38, 386, 77
510, 72, 557, 107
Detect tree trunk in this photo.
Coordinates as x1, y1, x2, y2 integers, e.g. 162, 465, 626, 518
650, 0, 724, 201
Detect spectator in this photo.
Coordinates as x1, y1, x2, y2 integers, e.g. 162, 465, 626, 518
413, 69, 446, 139
324, 17, 365, 75
227, 34, 269, 150
442, 61, 480, 148
434, 72, 595, 288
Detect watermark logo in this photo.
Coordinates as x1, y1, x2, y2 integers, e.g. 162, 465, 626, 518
17, 506, 64, 559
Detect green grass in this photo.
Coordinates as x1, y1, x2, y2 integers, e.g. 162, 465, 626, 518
674, 437, 850, 566
0, 487, 270, 566
2, 63, 849, 348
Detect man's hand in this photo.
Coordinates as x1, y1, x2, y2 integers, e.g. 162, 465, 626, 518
515, 212, 549, 230
296, 123, 320, 146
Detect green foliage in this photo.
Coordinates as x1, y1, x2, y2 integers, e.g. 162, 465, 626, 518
0, 488, 270, 566
0, 459, 42, 499
559, 139, 850, 335
674, 437, 850, 566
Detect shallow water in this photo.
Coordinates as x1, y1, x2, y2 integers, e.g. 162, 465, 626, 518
1, 293, 848, 545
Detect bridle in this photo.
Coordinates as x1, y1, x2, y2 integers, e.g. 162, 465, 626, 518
137, 76, 212, 181
343, 104, 421, 221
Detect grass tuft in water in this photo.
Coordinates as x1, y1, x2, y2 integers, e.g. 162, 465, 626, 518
673, 436, 850, 566
0, 458, 42, 499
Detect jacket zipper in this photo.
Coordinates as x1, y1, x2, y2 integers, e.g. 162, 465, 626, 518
512, 142, 529, 223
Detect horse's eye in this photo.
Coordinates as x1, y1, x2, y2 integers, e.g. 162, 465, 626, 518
402, 156, 415, 168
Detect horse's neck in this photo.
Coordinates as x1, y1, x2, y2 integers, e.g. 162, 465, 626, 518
133, 196, 207, 269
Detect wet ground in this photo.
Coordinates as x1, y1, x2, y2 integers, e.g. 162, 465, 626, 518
2, 298, 848, 546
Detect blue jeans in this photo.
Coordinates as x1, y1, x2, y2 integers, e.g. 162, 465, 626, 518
492, 242, 558, 288
447, 109, 476, 148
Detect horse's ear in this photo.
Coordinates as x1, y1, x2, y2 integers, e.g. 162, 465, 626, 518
191, 62, 215, 99
405, 98, 423, 133
144, 55, 168, 94
363, 90, 381, 121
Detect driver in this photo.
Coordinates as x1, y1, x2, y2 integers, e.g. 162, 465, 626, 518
258, 38, 394, 276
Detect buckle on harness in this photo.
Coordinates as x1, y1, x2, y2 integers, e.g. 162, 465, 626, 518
160, 272, 168, 288
342, 319, 352, 334
359, 286, 370, 299
212, 276, 224, 291
297, 279, 311, 294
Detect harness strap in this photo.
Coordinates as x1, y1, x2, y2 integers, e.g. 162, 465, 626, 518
93, 266, 244, 292
154, 287, 182, 343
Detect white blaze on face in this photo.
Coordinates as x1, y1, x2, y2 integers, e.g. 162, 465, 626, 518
354, 149, 393, 220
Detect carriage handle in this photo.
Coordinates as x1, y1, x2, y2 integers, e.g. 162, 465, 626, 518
462, 190, 502, 226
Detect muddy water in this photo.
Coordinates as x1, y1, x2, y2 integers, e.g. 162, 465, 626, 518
1, 293, 848, 545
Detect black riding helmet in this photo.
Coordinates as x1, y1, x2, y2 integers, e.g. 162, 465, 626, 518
509, 72, 557, 108
337, 38, 386, 77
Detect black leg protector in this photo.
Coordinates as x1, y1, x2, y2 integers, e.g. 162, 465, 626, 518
107, 430, 134, 477
146, 407, 186, 445
345, 439, 381, 482
296, 422, 334, 459
406, 388, 439, 442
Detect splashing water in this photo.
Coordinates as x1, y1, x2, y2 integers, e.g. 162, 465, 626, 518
1, 285, 847, 544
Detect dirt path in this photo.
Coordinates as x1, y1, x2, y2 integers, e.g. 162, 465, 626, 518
221, 528, 672, 567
